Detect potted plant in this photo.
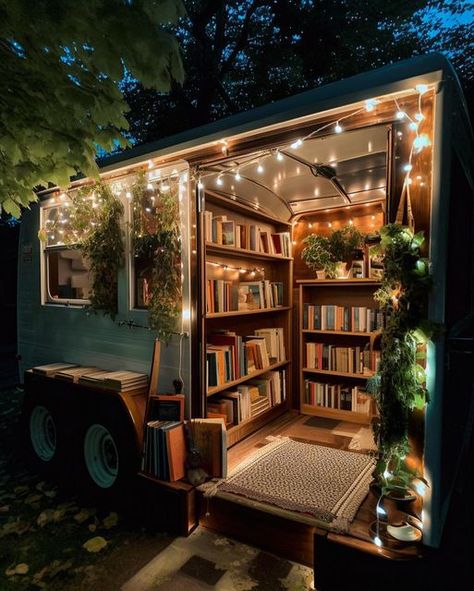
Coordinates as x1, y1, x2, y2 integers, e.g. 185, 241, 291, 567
328, 225, 365, 278
301, 234, 336, 278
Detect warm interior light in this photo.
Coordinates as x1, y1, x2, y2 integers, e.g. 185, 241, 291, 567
291, 138, 303, 149
396, 110, 406, 119
276, 151, 284, 161
335, 123, 343, 133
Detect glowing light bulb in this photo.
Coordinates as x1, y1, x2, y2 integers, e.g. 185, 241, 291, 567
328, 222, 332, 228
396, 110, 406, 119
374, 536, 383, 548
308, 223, 313, 229
365, 99, 378, 112
415, 113, 424, 122
291, 138, 303, 149
383, 469, 391, 480
409, 122, 418, 131
147, 160, 154, 169
216, 176, 223, 186
413, 134, 431, 152
147, 183, 153, 190
276, 151, 284, 161
257, 163, 264, 174
335, 123, 343, 134
376, 505, 387, 517
416, 84, 428, 94
349, 219, 353, 225
403, 164, 413, 172
235, 171, 241, 181
197, 180, 204, 190
125, 191, 132, 200
161, 183, 170, 191
239, 268, 246, 274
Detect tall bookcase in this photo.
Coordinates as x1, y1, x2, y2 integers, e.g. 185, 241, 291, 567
200, 191, 293, 447
298, 279, 381, 424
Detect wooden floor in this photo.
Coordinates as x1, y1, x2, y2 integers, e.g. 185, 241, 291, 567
200, 411, 421, 564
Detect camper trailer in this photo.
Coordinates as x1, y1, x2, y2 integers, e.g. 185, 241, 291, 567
18, 54, 473, 572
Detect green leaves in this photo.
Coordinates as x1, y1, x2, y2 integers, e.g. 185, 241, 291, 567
0, 0, 184, 215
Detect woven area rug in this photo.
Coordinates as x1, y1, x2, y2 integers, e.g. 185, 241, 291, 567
202, 437, 374, 533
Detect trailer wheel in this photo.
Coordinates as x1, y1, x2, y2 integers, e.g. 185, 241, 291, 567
22, 392, 67, 475
79, 406, 138, 500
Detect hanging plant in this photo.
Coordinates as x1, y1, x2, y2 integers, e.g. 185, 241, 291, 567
38, 182, 124, 319
131, 172, 181, 343
366, 223, 438, 496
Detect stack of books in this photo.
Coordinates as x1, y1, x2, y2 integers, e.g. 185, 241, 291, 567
32, 362, 77, 377
303, 304, 383, 332
204, 212, 291, 257
142, 421, 186, 481
304, 380, 372, 414
207, 369, 286, 425
206, 329, 285, 389
56, 366, 99, 383
306, 343, 380, 374
79, 370, 148, 392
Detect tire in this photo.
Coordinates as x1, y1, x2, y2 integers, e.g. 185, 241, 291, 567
22, 391, 68, 476
78, 403, 139, 502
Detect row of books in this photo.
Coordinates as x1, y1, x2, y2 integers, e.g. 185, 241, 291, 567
207, 370, 286, 426
305, 343, 380, 374
204, 211, 291, 256
304, 381, 372, 415
206, 279, 284, 313
303, 304, 384, 333
142, 421, 186, 481
32, 363, 148, 393
206, 328, 286, 389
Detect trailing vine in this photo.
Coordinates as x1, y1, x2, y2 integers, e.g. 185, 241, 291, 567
38, 182, 124, 319
367, 223, 437, 495
131, 172, 182, 342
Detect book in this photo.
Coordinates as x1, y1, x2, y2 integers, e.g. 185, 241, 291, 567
189, 418, 227, 478
165, 423, 186, 481
55, 366, 99, 383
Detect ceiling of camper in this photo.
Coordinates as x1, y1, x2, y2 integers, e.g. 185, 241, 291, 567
205, 125, 388, 220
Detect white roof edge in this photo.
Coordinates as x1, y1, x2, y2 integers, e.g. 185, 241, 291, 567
97, 53, 460, 175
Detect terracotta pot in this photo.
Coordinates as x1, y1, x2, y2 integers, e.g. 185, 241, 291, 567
316, 269, 326, 279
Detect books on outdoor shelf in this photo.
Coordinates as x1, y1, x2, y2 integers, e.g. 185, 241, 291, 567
206, 328, 285, 389
304, 380, 372, 414
303, 304, 383, 332
32, 362, 78, 377
189, 418, 227, 478
56, 366, 100, 383
206, 279, 239, 313
142, 421, 186, 481
305, 343, 380, 374
78, 370, 148, 392
207, 369, 286, 426
204, 211, 291, 256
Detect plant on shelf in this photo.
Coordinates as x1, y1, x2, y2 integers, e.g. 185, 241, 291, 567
301, 234, 336, 278
38, 182, 125, 319
366, 223, 437, 499
301, 225, 365, 278
131, 172, 182, 343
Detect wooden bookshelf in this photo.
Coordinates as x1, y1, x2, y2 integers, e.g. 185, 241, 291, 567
298, 279, 381, 423
200, 191, 293, 447
206, 306, 291, 319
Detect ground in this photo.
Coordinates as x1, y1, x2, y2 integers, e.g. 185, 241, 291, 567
0, 386, 312, 590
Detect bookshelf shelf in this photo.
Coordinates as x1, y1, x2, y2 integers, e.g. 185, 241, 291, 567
206, 242, 292, 261
300, 403, 373, 425
302, 329, 380, 337
200, 189, 293, 447
296, 278, 381, 286
299, 277, 381, 424
206, 306, 291, 319
207, 360, 291, 396
302, 368, 374, 379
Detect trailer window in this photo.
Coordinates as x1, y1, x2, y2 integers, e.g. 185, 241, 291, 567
41, 200, 92, 305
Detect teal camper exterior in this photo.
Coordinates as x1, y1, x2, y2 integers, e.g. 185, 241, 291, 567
17, 54, 474, 554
